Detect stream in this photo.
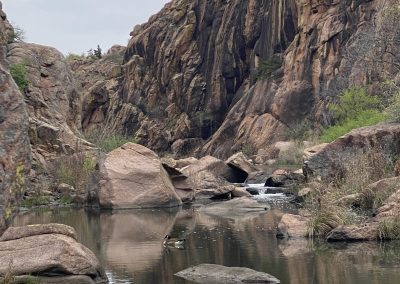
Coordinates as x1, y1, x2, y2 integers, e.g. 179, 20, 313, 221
12, 187, 400, 284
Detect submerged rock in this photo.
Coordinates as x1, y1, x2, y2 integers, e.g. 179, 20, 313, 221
98, 143, 182, 209
327, 223, 379, 242
175, 264, 280, 284
277, 214, 309, 239
199, 197, 268, 218
0, 224, 107, 283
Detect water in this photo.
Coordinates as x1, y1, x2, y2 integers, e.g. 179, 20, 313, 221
12, 200, 400, 284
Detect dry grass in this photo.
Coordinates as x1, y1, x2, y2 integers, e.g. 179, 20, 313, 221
49, 151, 96, 193
379, 217, 400, 240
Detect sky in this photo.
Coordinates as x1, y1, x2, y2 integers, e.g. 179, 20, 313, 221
2, 0, 170, 55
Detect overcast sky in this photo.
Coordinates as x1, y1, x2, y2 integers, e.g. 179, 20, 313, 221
2, 0, 170, 55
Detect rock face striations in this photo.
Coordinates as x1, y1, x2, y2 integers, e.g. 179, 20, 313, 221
0, 2, 31, 234
77, 0, 399, 158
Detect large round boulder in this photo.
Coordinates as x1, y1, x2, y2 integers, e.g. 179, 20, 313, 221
98, 143, 182, 209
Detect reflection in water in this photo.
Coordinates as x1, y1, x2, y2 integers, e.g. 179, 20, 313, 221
13, 205, 400, 284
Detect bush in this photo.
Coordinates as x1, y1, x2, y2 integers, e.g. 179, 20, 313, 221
308, 206, 346, 238
387, 91, 400, 122
10, 62, 29, 92
7, 25, 25, 43
50, 152, 96, 192
320, 109, 387, 142
329, 87, 382, 123
21, 196, 51, 207
256, 55, 282, 80
379, 218, 400, 240
85, 131, 137, 153
65, 53, 86, 61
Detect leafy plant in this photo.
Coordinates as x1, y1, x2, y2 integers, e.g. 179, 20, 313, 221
328, 87, 382, 123
320, 109, 387, 142
21, 196, 51, 207
256, 55, 282, 80
10, 62, 29, 92
7, 25, 25, 43
379, 218, 400, 240
386, 91, 400, 122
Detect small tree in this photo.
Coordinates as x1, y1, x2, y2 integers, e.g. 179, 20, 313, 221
8, 25, 25, 43
93, 45, 102, 59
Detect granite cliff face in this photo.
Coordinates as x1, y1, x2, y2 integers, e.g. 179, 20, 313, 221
0, 3, 31, 233
78, 0, 398, 158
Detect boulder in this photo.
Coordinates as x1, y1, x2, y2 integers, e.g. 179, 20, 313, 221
226, 152, 258, 181
182, 156, 246, 183
303, 124, 400, 181
327, 223, 379, 242
175, 264, 280, 284
231, 187, 252, 198
0, 224, 107, 283
185, 170, 234, 200
0, 223, 77, 241
162, 163, 194, 203
376, 189, 400, 218
265, 169, 305, 187
99, 143, 182, 209
199, 197, 268, 218
276, 214, 309, 238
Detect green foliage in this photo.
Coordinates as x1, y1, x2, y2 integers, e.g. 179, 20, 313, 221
94, 45, 102, 59
21, 196, 51, 207
59, 194, 73, 206
240, 143, 257, 157
256, 55, 282, 80
10, 62, 29, 92
308, 207, 346, 238
85, 131, 137, 153
65, 53, 86, 61
379, 218, 400, 240
50, 153, 96, 192
386, 91, 400, 122
320, 109, 387, 142
328, 87, 382, 123
7, 25, 25, 43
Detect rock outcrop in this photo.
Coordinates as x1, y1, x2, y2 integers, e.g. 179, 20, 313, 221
0, 224, 107, 283
75, 0, 399, 159
0, 2, 31, 234
303, 124, 400, 181
98, 143, 182, 209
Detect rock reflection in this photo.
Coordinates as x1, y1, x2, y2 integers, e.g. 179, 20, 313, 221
11, 207, 400, 284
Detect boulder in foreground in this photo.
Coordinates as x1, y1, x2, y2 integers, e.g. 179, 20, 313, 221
175, 264, 280, 283
0, 224, 107, 283
99, 143, 182, 209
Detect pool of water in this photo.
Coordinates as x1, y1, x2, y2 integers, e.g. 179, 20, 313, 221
12, 201, 400, 284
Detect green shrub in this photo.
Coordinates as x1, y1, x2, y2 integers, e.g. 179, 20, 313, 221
50, 152, 96, 192
379, 218, 400, 240
10, 62, 29, 92
320, 109, 387, 142
328, 87, 382, 123
21, 196, 51, 207
256, 55, 282, 80
7, 25, 25, 43
65, 53, 86, 61
386, 91, 400, 123
92, 133, 137, 153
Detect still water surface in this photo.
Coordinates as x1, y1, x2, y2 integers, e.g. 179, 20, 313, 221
12, 201, 400, 284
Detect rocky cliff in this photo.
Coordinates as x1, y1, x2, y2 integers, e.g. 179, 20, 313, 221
0, 3, 31, 233
78, 0, 399, 158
